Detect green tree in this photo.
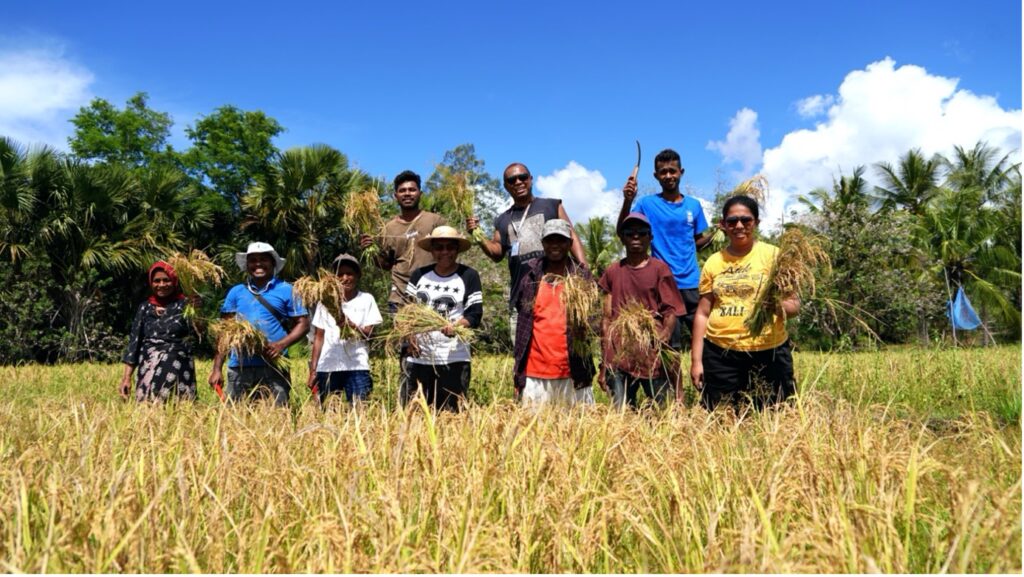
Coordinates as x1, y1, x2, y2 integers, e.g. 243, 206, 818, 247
241, 145, 368, 277
874, 148, 942, 215
424, 143, 505, 229
942, 141, 1018, 203
182, 105, 283, 209
69, 92, 174, 166
574, 216, 622, 276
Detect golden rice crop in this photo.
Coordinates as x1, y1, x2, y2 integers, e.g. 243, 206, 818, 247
606, 300, 663, 366
293, 271, 359, 340
166, 249, 225, 296
745, 226, 831, 336
386, 302, 475, 351
542, 272, 602, 356
345, 186, 386, 261
731, 174, 770, 206
209, 317, 267, 360
435, 165, 488, 244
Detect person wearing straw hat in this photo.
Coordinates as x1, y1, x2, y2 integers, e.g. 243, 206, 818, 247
511, 219, 597, 407
307, 253, 383, 406
466, 162, 588, 346
208, 242, 309, 407
599, 212, 686, 410
404, 226, 483, 412
360, 170, 447, 406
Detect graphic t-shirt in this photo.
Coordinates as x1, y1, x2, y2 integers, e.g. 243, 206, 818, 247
698, 242, 787, 352
380, 212, 447, 306
634, 194, 709, 289
525, 281, 571, 379
493, 197, 561, 308
405, 264, 483, 365
311, 292, 383, 372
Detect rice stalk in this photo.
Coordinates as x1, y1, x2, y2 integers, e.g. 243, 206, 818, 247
166, 249, 226, 318
293, 270, 358, 340
345, 186, 386, 262
731, 175, 769, 206
435, 165, 487, 244
386, 302, 475, 352
209, 317, 288, 370
606, 301, 663, 367
542, 272, 602, 357
745, 227, 831, 336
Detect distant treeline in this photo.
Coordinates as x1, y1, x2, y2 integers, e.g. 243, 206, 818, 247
0, 92, 1019, 363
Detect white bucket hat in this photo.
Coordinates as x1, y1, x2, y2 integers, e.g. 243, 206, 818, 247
235, 242, 286, 275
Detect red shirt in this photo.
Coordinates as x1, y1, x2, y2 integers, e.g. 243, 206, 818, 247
525, 281, 571, 379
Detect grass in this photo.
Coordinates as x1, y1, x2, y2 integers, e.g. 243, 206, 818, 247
0, 345, 1019, 572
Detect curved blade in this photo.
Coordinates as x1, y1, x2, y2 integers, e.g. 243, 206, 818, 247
635, 140, 642, 168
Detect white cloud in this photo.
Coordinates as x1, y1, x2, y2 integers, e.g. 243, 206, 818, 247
0, 44, 94, 148
709, 58, 1022, 229
706, 107, 762, 176
534, 161, 623, 223
794, 94, 835, 118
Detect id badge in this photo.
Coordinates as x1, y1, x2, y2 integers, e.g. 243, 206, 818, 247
510, 240, 520, 256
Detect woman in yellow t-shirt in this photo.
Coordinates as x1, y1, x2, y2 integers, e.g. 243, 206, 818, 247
690, 195, 800, 410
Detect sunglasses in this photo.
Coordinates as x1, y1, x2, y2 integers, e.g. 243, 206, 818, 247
621, 228, 651, 237
723, 216, 756, 227
431, 242, 461, 251
505, 173, 531, 184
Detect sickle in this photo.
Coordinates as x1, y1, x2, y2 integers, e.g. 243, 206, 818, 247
630, 140, 642, 180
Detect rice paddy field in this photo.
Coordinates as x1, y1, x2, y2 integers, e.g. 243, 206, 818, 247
0, 346, 1020, 572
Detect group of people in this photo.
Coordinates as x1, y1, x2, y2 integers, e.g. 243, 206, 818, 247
119, 149, 799, 412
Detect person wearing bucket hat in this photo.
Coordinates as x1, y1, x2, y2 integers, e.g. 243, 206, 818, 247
598, 212, 686, 410
402, 226, 482, 412
466, 162, 588, 347
511, 219, 597, 407
307, 253, 383, 407
208, 241, 309, 407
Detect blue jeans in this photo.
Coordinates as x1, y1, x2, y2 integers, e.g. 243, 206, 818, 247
316, 370, 373, 404
608, 369, 673, 410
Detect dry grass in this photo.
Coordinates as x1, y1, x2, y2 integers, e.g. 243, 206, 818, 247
732, 175, 770, 206
166, 250, 226, 297
0, 386, 1017, 572
746, 227, 831, 336
386, 303, 475, 352
541, 272, 602, 356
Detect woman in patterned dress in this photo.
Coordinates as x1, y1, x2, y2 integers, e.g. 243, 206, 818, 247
118, 261, 198, 402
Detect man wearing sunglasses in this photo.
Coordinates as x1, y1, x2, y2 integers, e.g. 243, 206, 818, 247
598, 213, 686, 409
467, 162, 588, 345
618, 148, 711, 400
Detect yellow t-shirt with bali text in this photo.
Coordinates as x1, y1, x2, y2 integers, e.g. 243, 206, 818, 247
698, 242, 787, 352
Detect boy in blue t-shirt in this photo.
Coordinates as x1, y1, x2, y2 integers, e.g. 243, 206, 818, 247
617, 149, 712, 398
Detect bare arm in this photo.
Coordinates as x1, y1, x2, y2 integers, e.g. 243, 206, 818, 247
466, 217, 505, 262
119, 364, 134, 399
265, 316, 311, 358
690, 294, 714, 391
556, 203, 589, 267
307, 327, 325, 389
207, 312, 233, 388
617, 176, 637, 230
780, 294, 801, 318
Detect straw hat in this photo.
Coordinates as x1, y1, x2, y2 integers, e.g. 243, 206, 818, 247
416, 225, 472, 253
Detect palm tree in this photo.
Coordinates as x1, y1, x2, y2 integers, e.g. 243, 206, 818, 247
574, 216, 621, 276
874, 148, 942, 215
242, 144, 367, 277
942, 141, 1018, 203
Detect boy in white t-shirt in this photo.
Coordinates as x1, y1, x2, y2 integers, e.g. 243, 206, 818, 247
307, 254, 383, 404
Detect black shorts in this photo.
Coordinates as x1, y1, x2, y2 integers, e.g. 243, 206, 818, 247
409, 362, 471, 412
700, 339, 795, 410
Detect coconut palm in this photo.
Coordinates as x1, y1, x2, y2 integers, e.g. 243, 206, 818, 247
874, 148, 942, 215
241, 144, 368, 277
574, 216, 622, 277
942, 141, 1018, 203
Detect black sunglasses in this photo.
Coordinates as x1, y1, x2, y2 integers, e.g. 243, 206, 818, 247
505, 173, 531, 184
723, 216, 756, 227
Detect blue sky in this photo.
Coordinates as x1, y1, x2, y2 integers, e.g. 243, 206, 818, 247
2, 0, 1020, 227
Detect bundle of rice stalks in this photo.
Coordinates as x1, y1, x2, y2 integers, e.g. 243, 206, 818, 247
542, 272, 602, 356
210, 317, 267, 360
386, 302, 475, 352
167, 249, 225, 318
731, 174, 769, 206
606, 301, 661, 365
745, 226, 831, 336
292, 270, 357, 340
437, 167, 488, 244
345, 186, 386, 261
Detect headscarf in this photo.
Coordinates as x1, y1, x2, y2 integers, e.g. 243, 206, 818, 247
147, 261, 185, 307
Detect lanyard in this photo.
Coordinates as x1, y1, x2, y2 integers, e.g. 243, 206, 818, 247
510, 202, 532, 239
